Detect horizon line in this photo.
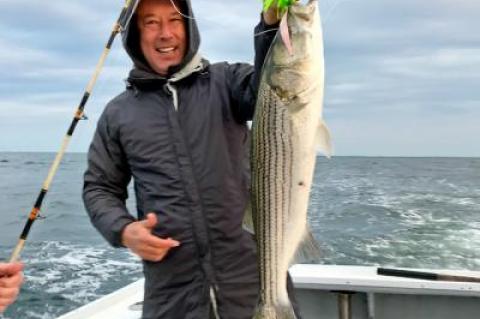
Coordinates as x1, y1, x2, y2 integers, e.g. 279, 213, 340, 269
0, 151, 478, 159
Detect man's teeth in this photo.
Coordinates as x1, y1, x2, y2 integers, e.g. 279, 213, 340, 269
156, 47, 175, 53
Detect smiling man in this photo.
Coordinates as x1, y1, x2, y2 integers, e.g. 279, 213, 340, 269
83, 0, 284, 318
136, 0, 187, 76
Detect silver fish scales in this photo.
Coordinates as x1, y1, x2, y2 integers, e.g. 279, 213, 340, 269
251, 0, 331, 318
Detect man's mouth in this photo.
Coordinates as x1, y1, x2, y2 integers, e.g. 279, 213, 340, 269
156, 47, 176, 54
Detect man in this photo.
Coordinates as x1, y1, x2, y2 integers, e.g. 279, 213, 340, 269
0, 262, 23, 313
83, 0, 282, 318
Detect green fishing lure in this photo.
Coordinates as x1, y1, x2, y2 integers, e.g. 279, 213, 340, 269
263, 0, 296, 13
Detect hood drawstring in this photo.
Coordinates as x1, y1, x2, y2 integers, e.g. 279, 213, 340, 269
162, 53, 204, 111
165, 83, 179, 111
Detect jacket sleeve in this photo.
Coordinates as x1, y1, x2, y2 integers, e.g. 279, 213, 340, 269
227, 15, 279, 123
83, 108, 136, 247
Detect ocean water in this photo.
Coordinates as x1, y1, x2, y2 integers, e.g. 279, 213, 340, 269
0, 152, 479, 318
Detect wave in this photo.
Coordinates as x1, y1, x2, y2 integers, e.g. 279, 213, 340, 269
1, 241, 142, 319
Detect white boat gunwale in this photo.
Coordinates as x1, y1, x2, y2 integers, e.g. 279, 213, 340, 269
56, 264, 480, 319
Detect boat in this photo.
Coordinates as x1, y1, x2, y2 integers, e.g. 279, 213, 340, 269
56, 264, 480, 319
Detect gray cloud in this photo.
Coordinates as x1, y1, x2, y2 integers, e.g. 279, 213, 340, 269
321, 0, 480, 157
0, 0, 478, 156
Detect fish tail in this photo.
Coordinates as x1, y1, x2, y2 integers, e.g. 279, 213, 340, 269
254, 302, 297, 319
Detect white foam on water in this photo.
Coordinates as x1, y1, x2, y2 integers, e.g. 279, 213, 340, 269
398, 209, 424, 225
451, 197, 478, 206
17, 240, 142, 318
22, 311, 53, 319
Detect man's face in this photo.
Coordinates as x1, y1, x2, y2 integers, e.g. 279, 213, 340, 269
137, 0, 187, 75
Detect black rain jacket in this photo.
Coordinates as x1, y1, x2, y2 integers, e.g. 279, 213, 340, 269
83, 1, 278, 318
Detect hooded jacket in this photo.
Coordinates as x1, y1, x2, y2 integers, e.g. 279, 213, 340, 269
83, 1, 278, 318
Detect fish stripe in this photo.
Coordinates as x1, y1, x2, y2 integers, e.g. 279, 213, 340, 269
252, 87, 294, 306
251, 1, 324, 317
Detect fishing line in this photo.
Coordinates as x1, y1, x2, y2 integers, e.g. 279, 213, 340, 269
167, 0, 348, 38
253, 0, 351, 37
7, 0, 344, 263
7, 0, 140, 263
323, 0, 353, 23
167, 0, 279, 37
254, 28, 280, 37
168, 0, 350, 27
169, 0, 195, 20
123, 0, 141, 32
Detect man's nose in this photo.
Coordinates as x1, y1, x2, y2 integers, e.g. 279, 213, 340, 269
157, 23, 174, 39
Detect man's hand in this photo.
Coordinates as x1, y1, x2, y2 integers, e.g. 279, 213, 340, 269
0, 262, 24, 313
122, 213, 180, 262
263, 4, 281, 25
263, 0, 298, 25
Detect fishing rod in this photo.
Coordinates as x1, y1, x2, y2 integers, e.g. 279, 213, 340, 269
8, 0, 140, 263
378, 267, 480, 284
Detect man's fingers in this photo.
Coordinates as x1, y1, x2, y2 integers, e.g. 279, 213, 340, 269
123, 213, 180, 262
140, 213, 158, 230
0, 287, 20, 300
133, 236, 180, 261
143, 234, 180, 249
0, 272, 24, 288
0, 264, 23, 313
0, 263, 23, 276
138, 213, 180, 247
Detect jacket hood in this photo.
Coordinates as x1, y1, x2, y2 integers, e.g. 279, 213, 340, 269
122, 0, 202, 81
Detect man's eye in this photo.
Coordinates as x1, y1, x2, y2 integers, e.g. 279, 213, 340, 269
145, 20, 158, 25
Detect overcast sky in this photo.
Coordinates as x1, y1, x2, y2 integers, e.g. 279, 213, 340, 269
0, 0, 479, 156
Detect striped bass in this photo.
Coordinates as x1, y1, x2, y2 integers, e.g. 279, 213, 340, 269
251, 0, 331, 318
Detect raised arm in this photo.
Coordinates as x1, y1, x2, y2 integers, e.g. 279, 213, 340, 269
227, 7, 282, 123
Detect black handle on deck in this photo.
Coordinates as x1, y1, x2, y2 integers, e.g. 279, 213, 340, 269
377, 268, 438, 281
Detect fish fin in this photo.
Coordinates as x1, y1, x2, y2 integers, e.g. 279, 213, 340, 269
292, 226, 322, 264
242, 199, 255, 236
254, 303, 297, 319
279, 11, 294, 56
316, 119, 333, 158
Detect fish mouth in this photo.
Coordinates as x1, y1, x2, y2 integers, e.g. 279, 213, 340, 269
290, 0, 317, 17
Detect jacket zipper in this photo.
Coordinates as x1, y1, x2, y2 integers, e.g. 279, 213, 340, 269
166, 86, 220, 317
210, 284, 220, 319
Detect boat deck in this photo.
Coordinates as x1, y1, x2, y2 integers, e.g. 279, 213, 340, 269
57, 264, 480, 319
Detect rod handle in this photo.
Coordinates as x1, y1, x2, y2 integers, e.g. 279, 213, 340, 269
9, 239, 26, 263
